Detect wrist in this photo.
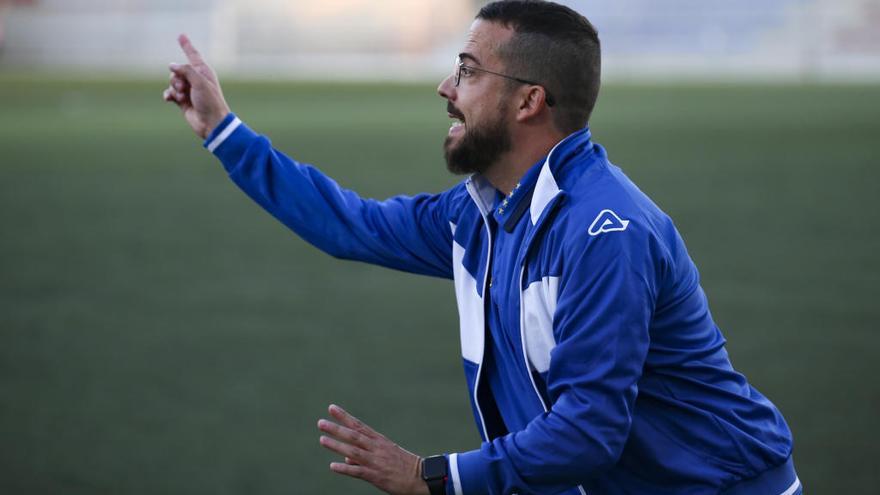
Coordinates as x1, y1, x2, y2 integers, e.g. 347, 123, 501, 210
203, 107, 230, 139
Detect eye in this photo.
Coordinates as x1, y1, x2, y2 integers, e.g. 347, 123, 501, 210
459, 66, 474, 77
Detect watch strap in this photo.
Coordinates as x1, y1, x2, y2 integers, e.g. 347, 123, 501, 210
421, 455, 448, 495
426, 476, 446, 495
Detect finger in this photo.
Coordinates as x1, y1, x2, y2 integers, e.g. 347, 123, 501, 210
169, 73, 189, 91
318, 419, 372, 449
330, 462, 371, 481
169, 63, 188, 76
178, 34, 206, 66
319, 435, 368, 463
163, 87, 186, 106
169, 63, 204, 85
167, 86, 187, 103
329, 404, 379, 438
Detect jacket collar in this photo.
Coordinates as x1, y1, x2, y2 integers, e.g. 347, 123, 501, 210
465, 127, 594, 226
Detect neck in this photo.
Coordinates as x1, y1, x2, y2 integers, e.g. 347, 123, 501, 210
482, 130, 567, 195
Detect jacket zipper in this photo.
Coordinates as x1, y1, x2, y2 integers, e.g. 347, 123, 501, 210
466, 178, 494, 442
474, 213, 493, 441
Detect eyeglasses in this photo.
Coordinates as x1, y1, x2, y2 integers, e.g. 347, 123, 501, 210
454, 56, 556, 107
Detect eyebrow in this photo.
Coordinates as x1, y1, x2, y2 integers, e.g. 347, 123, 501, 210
458, 52, 481, 66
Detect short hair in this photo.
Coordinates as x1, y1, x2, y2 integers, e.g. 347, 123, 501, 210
477, 0, 601, 133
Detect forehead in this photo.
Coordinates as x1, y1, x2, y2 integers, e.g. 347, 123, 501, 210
461, 19, 515, 66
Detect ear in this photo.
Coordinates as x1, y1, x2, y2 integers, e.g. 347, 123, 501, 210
515, 86, 550, 123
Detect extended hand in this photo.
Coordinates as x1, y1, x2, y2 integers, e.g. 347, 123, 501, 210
163, 34, 231, 139
318, 404, 429, 495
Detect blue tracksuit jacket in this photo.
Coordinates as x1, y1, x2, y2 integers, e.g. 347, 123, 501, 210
204, 114, 799, 495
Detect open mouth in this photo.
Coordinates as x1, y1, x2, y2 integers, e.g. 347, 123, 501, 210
447, 107, 466, 135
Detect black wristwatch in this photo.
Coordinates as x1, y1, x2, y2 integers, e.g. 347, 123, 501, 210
421, 455, 448, 495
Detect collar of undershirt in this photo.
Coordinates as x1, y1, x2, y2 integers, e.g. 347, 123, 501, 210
490, 126, 592, 232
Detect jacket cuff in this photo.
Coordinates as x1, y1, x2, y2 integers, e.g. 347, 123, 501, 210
450, 449, 489, 495
202, 113, 260, 173
446, 454, 461, 495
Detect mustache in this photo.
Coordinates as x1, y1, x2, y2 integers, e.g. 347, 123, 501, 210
447, 102, 465, 120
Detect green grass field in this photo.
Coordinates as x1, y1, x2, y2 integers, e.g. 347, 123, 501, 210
1, 75, 878, 494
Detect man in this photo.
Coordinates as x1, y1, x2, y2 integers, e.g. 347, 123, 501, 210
164, 1, 799, 494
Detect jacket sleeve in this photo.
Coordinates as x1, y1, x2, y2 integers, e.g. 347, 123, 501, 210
204, 114, 457, 279
448, 221, 660, 495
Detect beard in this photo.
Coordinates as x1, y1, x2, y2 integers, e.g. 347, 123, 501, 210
443, 105, 513, 176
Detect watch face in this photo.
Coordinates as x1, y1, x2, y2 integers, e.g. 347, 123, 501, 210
422, 456, 447, 480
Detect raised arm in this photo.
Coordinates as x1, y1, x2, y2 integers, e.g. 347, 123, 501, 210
163, 35, 457, 278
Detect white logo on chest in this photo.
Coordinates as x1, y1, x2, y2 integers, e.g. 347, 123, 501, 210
588, 209, 630, 236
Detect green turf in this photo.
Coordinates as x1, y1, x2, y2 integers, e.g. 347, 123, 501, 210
1, 75, 878, 494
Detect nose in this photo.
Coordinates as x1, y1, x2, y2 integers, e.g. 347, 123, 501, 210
437, 73, 456, 101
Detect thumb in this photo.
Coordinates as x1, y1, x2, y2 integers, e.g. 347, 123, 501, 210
169, 63, 206, 87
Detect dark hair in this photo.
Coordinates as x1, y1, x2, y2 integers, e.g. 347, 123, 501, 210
477, 0, 601, 133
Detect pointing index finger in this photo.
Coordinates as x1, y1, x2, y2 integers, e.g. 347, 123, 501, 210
178, 33, 205, 66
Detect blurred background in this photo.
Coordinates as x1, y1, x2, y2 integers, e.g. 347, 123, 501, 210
1, 0, 878, 494
3, 0, 880, 80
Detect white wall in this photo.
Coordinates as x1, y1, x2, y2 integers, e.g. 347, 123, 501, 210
3, 0, 879, 81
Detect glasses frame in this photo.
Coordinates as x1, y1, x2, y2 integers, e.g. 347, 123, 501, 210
454, 57, 556, 107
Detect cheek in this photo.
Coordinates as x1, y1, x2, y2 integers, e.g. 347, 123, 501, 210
464, 100, 492, 127
457, 83, 491, 117
459, 82, 508, 127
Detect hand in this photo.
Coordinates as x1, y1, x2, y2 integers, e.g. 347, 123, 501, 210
163, 34, 231, 139
318, 404, 429, 495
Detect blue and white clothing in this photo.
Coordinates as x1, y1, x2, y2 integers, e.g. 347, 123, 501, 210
204, 113, 800, 495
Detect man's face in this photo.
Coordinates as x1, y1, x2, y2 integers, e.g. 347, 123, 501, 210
438, 20, 517, 175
